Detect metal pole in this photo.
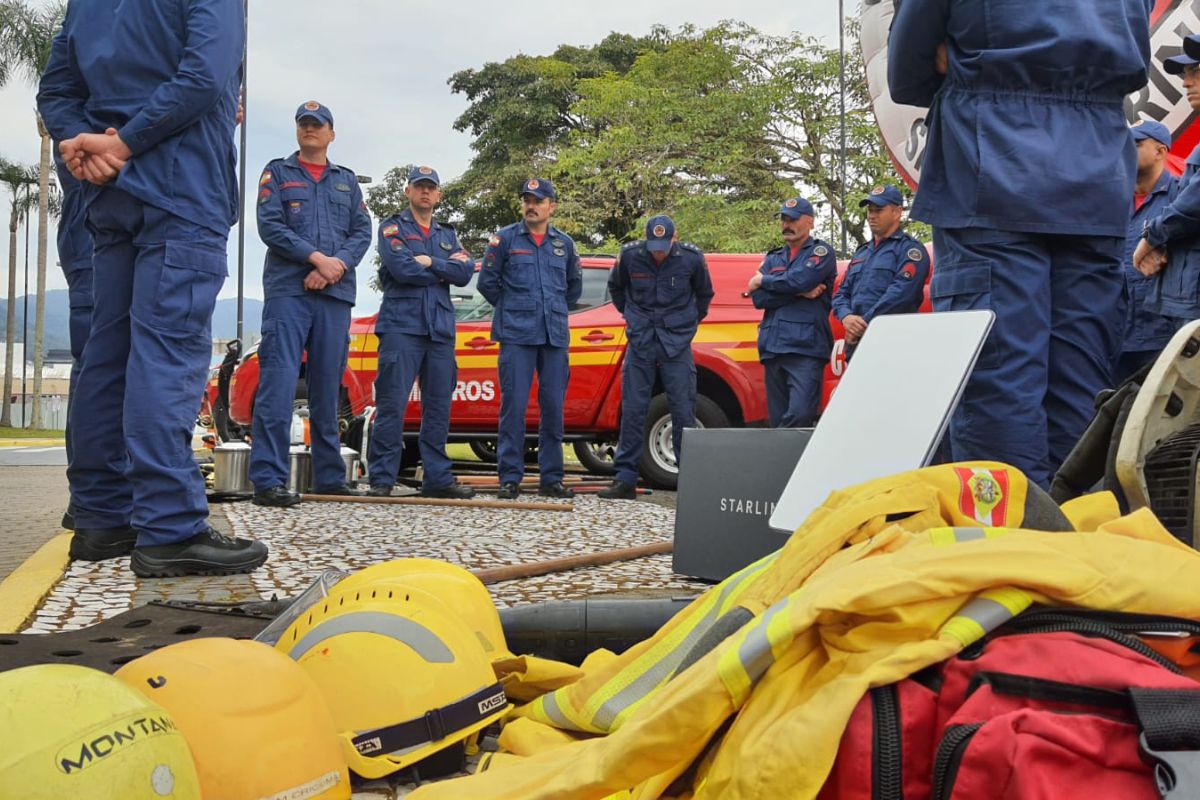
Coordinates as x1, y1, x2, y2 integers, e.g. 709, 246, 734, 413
839, 0, 849, 254
21, 184, 29, 427
236, 0, 248, 344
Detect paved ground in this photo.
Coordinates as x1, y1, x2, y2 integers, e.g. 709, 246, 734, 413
0, 465, 69, 578
0, 449, 693, 798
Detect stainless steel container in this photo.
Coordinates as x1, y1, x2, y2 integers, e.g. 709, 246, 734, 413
212, 442, 252, 494
287, 446, 312, 494
340, 446, 360, 485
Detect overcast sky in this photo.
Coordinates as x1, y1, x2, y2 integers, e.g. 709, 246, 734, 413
0, 1, 843, 320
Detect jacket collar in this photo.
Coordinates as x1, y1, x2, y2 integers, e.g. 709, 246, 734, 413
284, 151, 339, 177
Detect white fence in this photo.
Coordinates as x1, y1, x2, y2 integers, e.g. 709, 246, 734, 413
3, 395, 68, 430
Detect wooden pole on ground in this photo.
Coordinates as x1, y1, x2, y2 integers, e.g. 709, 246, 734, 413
471, 541, 673, 584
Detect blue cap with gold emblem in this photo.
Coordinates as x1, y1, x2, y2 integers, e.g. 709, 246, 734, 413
408, 165, 441, 186
859, 184, 904, 208
779, 197, 814, 219
519, 177, 556, 200
645, 215, 675, 253
295, 100, 333, 127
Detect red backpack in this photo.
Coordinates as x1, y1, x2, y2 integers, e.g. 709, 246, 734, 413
819, 610, 1200, 800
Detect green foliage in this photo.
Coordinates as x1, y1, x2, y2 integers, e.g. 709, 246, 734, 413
376, 20, 917, 269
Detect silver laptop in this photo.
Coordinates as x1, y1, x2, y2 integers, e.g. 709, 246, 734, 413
769, 310, 995, 533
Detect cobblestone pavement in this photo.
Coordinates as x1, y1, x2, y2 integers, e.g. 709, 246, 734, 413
9, 466, 700, 798
26, 491, 705, 629
0, 466, 69, 579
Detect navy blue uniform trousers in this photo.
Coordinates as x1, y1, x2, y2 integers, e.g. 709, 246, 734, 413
63, 267, 93, 465
932, 227, 1124, 489
249, 294, 351, 492
497, 343, 568, 486
69, 188, 225, 545
764, 354, 824, 428
367, 332, 457, 491
613, 342, 695, 485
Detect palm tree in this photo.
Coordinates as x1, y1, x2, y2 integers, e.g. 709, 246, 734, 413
0, 157, 38, 428
0, 0, 66, 427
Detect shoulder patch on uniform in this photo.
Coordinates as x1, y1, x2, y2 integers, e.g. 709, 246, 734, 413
813, 245, 829, 257
488, 235, 501, 248
259, 172, 272, 186
257, 187, 271, 205
907, 247, 923, 261
382, 223, 399, 237
389, 239, 405, 252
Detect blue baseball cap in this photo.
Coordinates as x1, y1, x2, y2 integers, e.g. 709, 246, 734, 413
1164, 36, 1200, 75
408, 165, 441, 186
520, 177, 556, 201
1184, 33, 1200, 60
295, 100, 333, 127
779, 197, 814, 219
859, 184, 904, 208
645, 215, 676, 253
1131, 119, 1172, 148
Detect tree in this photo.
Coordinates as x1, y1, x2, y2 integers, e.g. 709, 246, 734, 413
0, 157, 37, 428
0, 0, 66, 427
551, 21, 905, 252
443, 31, 666, 251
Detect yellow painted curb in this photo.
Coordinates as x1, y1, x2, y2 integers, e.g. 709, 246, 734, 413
0, 533, 71, 634
0, 438, 64, 448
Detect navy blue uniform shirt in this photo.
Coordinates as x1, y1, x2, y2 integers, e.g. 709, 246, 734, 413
256, 153, 372, 305
608, 241, 714, 359
478, 222, 583, 348
752, 237, 837, 360
1146, 145, 1200, 320
832, 232, 930, 323
38, 0, 245, 236
1124, 170, 1176, 350
889, 0, 1153, 237
376, 209, 474, 342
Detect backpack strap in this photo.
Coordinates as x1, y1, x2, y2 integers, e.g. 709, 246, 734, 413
1131, 688, 1200, 799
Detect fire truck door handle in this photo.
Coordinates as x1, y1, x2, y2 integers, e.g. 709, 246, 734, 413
466, 337, 497, 349
582, 330, 615, 343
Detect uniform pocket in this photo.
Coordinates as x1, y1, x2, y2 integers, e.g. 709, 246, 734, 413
329, 191, 351, 229
930, 260, 1000, 369
281, 187, 311, 226
150, 241, 226, 334
257, 318, 278, 369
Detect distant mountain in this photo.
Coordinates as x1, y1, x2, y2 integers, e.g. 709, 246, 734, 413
0, 291, 262, 354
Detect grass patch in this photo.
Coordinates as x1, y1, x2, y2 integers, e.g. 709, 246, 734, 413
0, 426, 63, 439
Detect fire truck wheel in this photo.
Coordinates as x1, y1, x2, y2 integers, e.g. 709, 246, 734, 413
573, 439, 618, 476
639, 393, 729, 489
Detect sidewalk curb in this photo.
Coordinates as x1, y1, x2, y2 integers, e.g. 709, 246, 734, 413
0, 439, 64, 448
0, 533, 71, 634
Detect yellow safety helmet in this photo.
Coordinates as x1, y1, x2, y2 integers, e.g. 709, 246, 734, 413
0, 663, 201, 800
335, 558, 510, 660
276, 581, 510, 779
116, 637, 350, 800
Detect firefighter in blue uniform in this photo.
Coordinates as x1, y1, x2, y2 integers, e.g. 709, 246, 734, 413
38, 0, 267, 576
889, 0, 1151, 489
54, 154, 92, 531
749, 197, 837, 428
479, 178, 583, 500
1115, 120, 1177, 384
249, 102, 373, 507
367, 166, 476, 499
831, 185, 930, 358
1136, 41, 1200, 335
598, 216, 713, 500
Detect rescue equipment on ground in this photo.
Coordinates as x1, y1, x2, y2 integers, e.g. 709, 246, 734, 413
275, 580, 510, 779
821, 609, 1200, 800
403, 462, 1200, 799
116, 637, 350, 800
0, 663, 201, 799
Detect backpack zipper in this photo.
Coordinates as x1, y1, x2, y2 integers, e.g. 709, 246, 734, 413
1001, 613, 1183, 673
871, 685, 903, 800
930, 723, 981, 800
